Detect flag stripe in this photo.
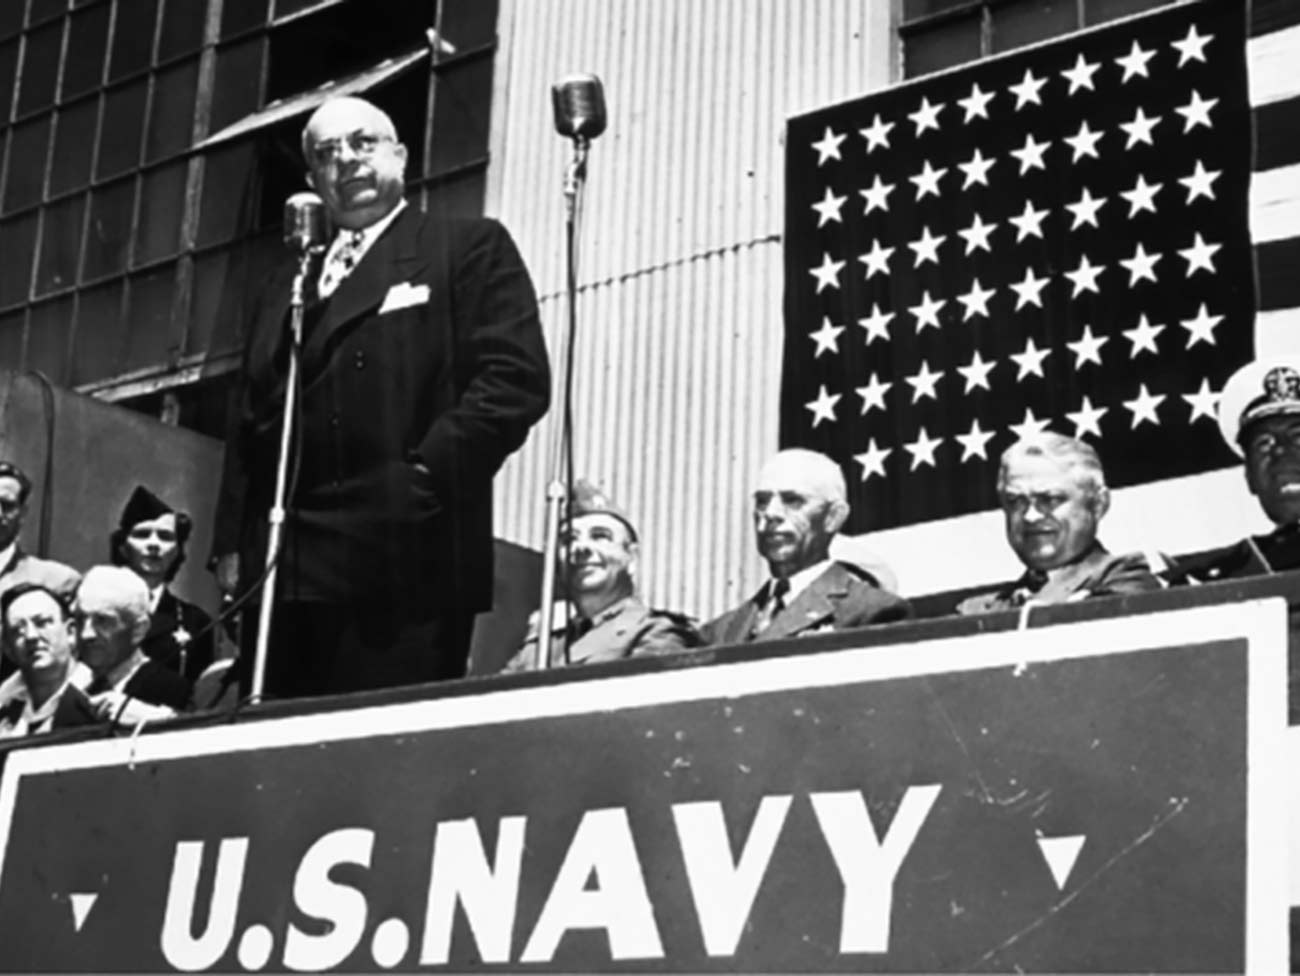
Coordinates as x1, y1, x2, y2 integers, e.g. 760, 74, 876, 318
1247, 24, 1300, 104
1249, 0, 1300, 37
1249, 164, 1300, 244
1255, 307, 1300, 357
1252, 100, 1300, 170
1256, 238, 1300, 311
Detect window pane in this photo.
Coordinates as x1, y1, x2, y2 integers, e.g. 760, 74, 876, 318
991, 0, 1078, 54
83, 179, 135, 280
0, 5, 23, 42
0, 213, 38, 308
29, 0, 70, 27
108, 0, 157, 82
49, 99, 98, 195
0, 41, 17, 127
189, 246, 251, 357
209, 38, 264, 133
16, 21, 62, 117
145, 58, 198, 162
3, 116, 51, 212
71, 278, 125, 383
1085, 0, 1174, 26
428, 56, 489, 177
136, 161, 185, 264
122, 264, 175, 372
221, 0, 268, 39
63, 3, 111, 100
26, 296, 74, 381
96, 79, 146, 178
158, 1, 205, 62
0, 311, 24, 369
903, 12, 982, 77
196, 141, 256, 247
36, 193, 86, 295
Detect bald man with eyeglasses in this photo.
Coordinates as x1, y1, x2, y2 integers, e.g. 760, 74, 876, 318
213, 96, 550, 698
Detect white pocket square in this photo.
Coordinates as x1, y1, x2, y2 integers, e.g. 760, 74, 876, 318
378, 282, 429, 314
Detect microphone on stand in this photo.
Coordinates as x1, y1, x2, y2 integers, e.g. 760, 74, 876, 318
551, 74, 607, 142
283, 191, 329, 254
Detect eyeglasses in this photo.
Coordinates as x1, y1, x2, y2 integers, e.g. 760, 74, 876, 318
308, 131, 394, 167
1000, 491, 1072, 515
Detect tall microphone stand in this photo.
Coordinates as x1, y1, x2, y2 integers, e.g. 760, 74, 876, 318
536, 135, 591, 670
250, 247, 316, 700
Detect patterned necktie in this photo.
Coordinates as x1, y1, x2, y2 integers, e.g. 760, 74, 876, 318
752, 578, 791, 636
317, 230, 366, 298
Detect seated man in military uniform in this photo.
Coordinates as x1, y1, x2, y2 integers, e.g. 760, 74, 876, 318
1164, 357, 1300, 581
957, 433, 1160, 614
503, 483, 701, 671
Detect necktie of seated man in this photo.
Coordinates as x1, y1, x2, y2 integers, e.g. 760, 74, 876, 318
751, 577, 791, 637
317, 230, 366, 298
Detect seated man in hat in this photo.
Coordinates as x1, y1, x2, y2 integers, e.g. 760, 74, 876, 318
702, 449, 909, 645
111, 485, 216, 683
957, 433, 1161, 614
503, 483, 701, 671
72, 566, 191, 725
1164, 358, 1300, 581
0, 583, 97, 736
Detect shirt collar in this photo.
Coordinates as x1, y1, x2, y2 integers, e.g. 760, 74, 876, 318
0, 542, 17, 574
104, 650, 147, 693
764, 558, 833, 606
325, 198, 407, 263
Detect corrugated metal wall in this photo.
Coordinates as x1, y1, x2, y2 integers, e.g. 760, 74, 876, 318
487, 0, 894, 618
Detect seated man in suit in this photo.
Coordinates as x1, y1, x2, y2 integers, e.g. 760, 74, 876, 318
72, 566, 191, 725
0, 461, 80, 604
1164, 357, 1300, 581
0, 583, 97, 736
957, 433, 1160, 614
504, 482, 701, 671
703, 449, 910, 645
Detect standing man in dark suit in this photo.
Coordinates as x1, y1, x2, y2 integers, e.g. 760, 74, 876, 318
213, 96, 550, 698
703, 449, 910, 646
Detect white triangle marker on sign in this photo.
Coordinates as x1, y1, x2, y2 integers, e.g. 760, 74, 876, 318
1036, 835, 1086, 890
70, 893, 98, 932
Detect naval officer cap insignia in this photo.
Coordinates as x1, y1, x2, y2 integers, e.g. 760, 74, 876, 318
566, 479, 638, 542
1218, 357, 1300, 457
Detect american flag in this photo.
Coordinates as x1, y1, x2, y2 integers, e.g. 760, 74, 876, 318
781, 0, 1271, 534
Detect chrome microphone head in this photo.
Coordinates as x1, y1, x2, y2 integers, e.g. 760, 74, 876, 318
552, 73, 608, 140
283, 191, 329, 253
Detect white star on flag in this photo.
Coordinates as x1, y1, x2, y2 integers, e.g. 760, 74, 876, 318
1063, 120, 1104, 162
909, 97, 945, 134
957, 148, 996, 188
1010, 337, 1051, 379
904, 427, 943, 470
811, 186, 847, 226
1061, 53, 1101, 94
1182, 378, 1220, 421
957, 213, 998, 254
1009, 266, 1050, 309
1064, 254, 1105, 297
854, 438, 892, 480
957, 350, 997, 392
859, 175, 895, 215
1174, 90, 1218, 131
855, 373, 892, 414
1009, 133, 1051, 174
858, 239, 895, 279
1007, 68, 1048, 109
1008, 200, 1049, 241
1066, 395, 1108, 438
1064, 187, 1106, 229
1119, 242, 1161, 285
957, 83, 995, 122
1119, 107, 1161, 148
909, 160, 948, 199
1067, 324, 1109, 367
956, 278, 996, 320
1178, 160, 1221, 202
908, 226, 947, 267
905, 361, 945, 401
956, 419, 997, 461
809, 252, 845, 292
1171, 24, 1213, 66
812, 127, 846, 165
1120, 174, 1162, 216
1123, 383, 1166, 428
859, 114, 894, 153
909, 290, 947, 330
1179, 232, 1221, 275
805, 385, 840, 427
857, 304, 894, 345
809, 317, 845, 357
1114, 40, 1156, 82
1123, 313, 1165, 356
1180, 303, 1223, 347
1009, 408, 1052, 440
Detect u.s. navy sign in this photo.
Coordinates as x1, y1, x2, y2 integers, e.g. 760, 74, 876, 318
0, 599, 1287, 972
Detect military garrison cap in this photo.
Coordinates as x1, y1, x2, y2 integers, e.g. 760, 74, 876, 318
566, 479, 637, 542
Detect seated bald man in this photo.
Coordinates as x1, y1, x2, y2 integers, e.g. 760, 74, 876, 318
957, 433, 1160, 614
702, 449, 910, 645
